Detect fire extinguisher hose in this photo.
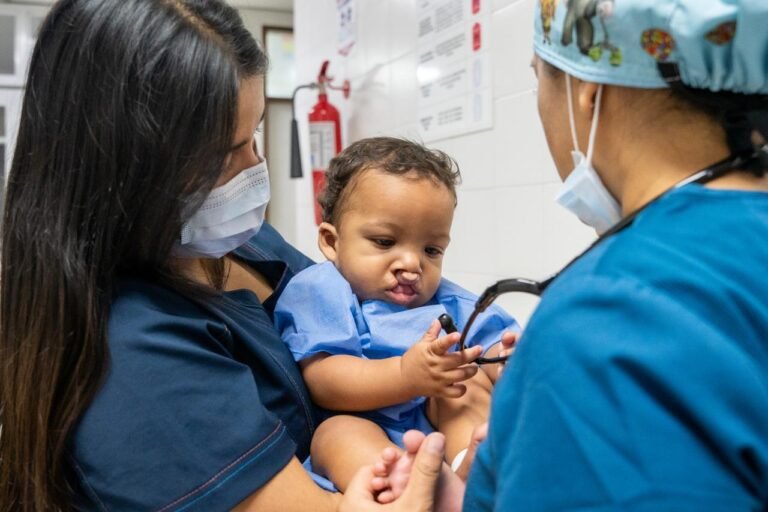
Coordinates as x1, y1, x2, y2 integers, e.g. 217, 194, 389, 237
289, 83, 318, 179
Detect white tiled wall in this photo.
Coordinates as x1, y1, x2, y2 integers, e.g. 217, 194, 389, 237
292, 0, 596, 324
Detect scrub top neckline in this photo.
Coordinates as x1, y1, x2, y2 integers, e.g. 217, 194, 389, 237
223, 256, 290, 314
222, 287, 262, 306
690, 182, 768, 198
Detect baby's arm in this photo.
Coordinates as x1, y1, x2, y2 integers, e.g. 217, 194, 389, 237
300, 320, 483, 411
301, 353, 416, 411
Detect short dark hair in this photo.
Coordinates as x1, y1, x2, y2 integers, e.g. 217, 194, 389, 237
318, 137, 462, 224
540, 58, 767, 173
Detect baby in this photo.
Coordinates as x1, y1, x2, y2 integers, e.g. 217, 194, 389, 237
274, 137, 518, 501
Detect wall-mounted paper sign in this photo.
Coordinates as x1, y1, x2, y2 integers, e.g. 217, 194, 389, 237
416, 0, 493, 142
337, 0, 356, 56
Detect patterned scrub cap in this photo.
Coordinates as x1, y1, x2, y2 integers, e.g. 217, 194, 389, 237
534, 0, 768, 94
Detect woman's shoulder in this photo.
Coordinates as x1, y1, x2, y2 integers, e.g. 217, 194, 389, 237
103, 280, 305, 480
111, 276, 215, 322
528, 187, 768, 373
109, 276, 235, 355
590, 185, 768, 274
113, 274, 194, 305
564, 185, 768, 297
75, 276, 300, 511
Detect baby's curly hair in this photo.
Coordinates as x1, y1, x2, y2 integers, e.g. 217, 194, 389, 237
318, 137, 462, 225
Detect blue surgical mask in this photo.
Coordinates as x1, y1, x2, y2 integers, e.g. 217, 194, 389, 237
555, 74, 621, 234
174, 159, 270, 259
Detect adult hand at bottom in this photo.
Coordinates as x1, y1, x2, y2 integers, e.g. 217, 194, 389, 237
338, 432, 446, 512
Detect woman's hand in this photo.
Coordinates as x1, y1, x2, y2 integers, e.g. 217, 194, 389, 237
400, 320, 483, 398
339, 432, 447, 512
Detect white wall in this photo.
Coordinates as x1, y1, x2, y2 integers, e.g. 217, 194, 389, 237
292, 0, 598, 324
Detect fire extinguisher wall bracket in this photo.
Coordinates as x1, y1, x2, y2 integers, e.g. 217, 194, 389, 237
290, 82, 317, 179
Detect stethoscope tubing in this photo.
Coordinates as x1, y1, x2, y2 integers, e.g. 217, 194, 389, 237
443, 150, 760, 367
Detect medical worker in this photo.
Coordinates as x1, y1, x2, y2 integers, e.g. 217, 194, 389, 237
344, 0, 768, 510
463, 0, 768, 509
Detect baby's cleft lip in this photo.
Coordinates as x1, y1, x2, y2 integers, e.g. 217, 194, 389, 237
390, 283, 417, 295
385, 283, 420, 306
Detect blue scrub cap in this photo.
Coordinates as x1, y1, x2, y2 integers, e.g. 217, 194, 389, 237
534, 0, 768, 94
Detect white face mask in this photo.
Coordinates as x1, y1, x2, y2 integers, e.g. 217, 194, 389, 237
174, 159, 270, 259
555, 74, 622, 235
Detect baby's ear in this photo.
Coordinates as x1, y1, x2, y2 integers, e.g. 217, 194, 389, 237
317, 222, 340, 262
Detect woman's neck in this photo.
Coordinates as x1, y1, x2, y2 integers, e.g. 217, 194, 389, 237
173, 255, 274, 302
705, 171, 768, 191
594, 88, 768, 216
605, 121, 732, 215
618, 158, 768, 216
172, 257, 224, 287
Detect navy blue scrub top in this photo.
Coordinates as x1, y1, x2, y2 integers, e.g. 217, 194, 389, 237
69, 224, 317, 511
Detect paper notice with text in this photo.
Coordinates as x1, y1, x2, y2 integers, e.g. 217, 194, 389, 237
417, 0, 493, 142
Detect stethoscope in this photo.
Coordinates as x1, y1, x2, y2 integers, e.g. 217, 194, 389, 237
440, 150, 764, 365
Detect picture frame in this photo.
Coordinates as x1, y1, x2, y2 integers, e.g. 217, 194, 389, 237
262, 26, 296, 101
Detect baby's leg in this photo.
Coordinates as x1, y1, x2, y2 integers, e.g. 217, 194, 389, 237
311, 415, 396, 492
427, 367, 492, 465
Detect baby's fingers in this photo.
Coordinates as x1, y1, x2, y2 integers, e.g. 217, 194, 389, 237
373, 447, 400, 477
371, 475, 390, 492
430, 332, 461, 355
442, 344, 483, 366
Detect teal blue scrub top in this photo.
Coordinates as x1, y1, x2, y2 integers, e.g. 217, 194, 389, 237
69, 224, 317, 511
465, 185, 768, 510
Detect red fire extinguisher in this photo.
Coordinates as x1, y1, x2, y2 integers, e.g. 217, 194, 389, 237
308, 61, 349, 225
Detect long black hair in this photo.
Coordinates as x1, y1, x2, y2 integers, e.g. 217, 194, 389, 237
0, 0, 266, 510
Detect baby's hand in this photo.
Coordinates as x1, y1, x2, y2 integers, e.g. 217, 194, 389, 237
400, 320, 482, 398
